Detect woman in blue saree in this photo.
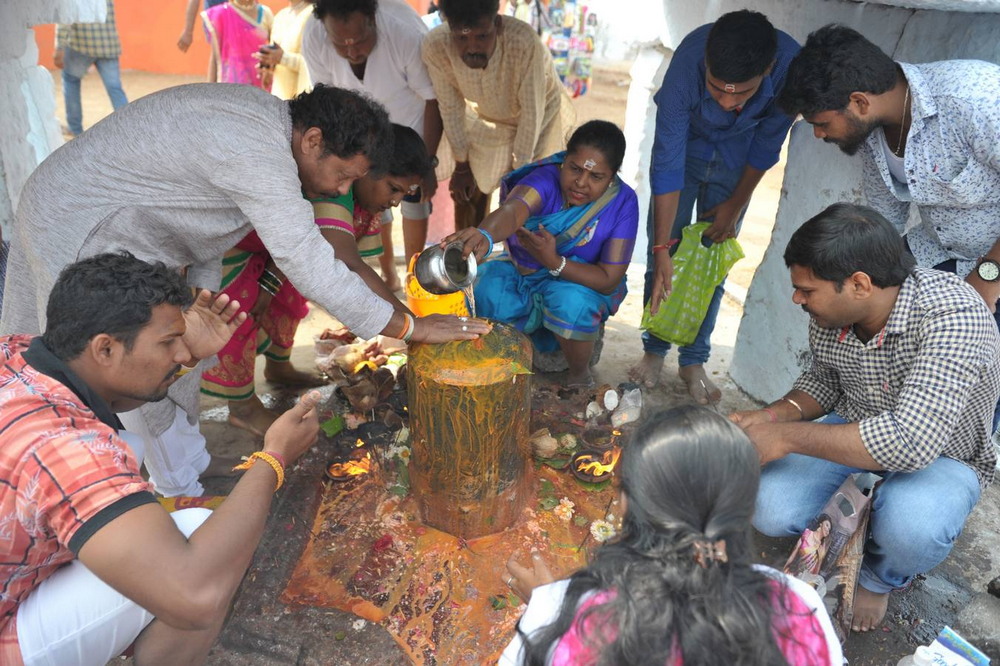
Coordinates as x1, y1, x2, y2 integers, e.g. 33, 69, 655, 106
445, 121, 639, 387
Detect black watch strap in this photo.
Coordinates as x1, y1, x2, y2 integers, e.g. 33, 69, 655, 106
976, 258, 1000, 282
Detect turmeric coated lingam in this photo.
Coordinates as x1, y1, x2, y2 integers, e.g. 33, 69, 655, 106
407, 322, 533, 538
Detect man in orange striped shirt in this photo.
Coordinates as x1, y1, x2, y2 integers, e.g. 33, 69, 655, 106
0, 253, 320, 665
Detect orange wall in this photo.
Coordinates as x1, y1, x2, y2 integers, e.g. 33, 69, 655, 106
35, 0, 431, 75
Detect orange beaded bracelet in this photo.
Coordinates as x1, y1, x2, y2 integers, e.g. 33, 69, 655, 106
232, 451, 286, 492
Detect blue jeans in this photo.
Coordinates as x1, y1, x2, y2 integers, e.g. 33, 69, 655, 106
641, 152, 748, 365
753, 414, 982, 594
62, 47, 128, 136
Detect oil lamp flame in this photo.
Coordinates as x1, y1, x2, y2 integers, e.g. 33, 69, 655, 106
573, 447, 621, 481
326, 452, 372, 480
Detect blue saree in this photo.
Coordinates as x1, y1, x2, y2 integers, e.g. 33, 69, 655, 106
474, 153, 639, 349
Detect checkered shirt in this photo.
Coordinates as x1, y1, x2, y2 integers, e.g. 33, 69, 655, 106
793, 267, 1000, 488
55, 0, 121, 59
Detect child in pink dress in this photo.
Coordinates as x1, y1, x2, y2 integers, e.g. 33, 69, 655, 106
202, 0, 273, 89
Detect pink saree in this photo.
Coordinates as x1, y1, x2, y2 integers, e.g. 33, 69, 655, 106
201, 231, 308, 400
202, 2, 271, 88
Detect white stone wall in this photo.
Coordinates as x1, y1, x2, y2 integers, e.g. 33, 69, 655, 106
617, 0, 1000, 401
0, 0, 105, 239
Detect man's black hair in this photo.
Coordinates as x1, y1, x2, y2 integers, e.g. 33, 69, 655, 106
288, 84, 393, 174
784, 202, 915, 289
438, 0, 499, 27
705, 10, 777, 83
42, 252, 193, 361
313, 0, 377, 21
566, 120, 627, 173
386, 124, 433, 181
777, 24, 898, 117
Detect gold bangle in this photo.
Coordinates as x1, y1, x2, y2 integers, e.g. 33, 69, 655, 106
232, 451, 285, 492
780, 396, 805, 420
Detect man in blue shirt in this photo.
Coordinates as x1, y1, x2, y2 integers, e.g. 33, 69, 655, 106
629, 11, 799, 401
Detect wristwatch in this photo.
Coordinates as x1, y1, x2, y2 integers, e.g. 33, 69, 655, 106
428, 155, 439, 169
549, 256, 567, 277
976, 258, 1000, 282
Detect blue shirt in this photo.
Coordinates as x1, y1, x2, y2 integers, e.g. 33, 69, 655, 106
650, 24, 799, 195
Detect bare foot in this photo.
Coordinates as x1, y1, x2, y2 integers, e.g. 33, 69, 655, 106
628, 353, 665, 388
263, 359, 327, 387
679, 364, 721, 404
200, 454, 242, 480
565, 370, 594, 389
227, 396, 279, 437
851, 586, 890, 632
383, 272, 402, 293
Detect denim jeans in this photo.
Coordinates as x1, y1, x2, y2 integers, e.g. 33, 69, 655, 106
753, 414, 982, 594
62, 47, 128, 136
641, 152, 748, 365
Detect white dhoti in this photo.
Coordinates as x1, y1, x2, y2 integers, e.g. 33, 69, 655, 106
16, 508, 213, 666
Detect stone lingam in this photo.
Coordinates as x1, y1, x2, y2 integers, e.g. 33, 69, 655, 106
406, 322, 533, 538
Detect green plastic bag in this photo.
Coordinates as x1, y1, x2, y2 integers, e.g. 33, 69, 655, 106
640, 222, 744, 346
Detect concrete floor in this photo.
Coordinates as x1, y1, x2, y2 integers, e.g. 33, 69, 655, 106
52, 68, 1000, 664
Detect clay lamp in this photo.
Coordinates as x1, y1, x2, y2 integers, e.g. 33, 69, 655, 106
570, 446, 621, 483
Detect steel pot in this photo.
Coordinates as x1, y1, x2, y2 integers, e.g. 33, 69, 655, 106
412, 241, 477, 295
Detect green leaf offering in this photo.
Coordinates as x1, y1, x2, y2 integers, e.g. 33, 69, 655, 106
576, 478, 613, 492
538, 496, 560, 511
320, 414, 346, 437
538, 456, 570, 470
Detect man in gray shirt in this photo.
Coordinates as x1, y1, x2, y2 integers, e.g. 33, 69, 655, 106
1, 83, 486, 495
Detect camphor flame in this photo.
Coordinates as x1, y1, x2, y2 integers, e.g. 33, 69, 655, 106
327, 451, 372, 479
575, 447, 621, 479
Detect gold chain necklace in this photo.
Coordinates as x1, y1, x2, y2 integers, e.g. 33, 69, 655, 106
895, 84, 909, 156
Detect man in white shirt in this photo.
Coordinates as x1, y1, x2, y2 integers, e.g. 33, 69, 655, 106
303, 0, 443, 270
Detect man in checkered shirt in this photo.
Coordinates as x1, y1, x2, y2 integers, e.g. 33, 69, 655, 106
54, 0, 128, 137
730, 203, 1000, 635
